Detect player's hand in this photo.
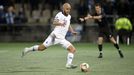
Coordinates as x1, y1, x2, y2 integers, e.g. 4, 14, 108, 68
59, 20, 66, 26
88, 14, 92, 18
72, 31, 78, 36
79, 18, 84, 22
60, 22, 65, 26
53, 19, 66, 26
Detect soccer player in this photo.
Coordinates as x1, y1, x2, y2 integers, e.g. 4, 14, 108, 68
22, 3, 78, 69
115, 17, 133, 45
79, 3, 124, 58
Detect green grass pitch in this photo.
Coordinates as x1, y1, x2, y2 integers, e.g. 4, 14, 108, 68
0, 42, 134, 75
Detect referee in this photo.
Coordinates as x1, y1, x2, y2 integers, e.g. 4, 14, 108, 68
80, 3, 124, 58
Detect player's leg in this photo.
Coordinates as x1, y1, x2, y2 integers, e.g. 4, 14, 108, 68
109, 37, 124, 58
22, 33, 54, 57
98, 37, 103, 58
60, 39, 77, 69
66, 45, 77, 69
22, 44, 47, 57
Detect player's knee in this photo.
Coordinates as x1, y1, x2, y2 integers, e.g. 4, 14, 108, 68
38, 44, 46, 51
70, 49, 76, 53
67, 45, 76, 53
98, 37, 103, 44
110, 37, 116, 44
71, 48, 76, 53
98, 37, 103, 41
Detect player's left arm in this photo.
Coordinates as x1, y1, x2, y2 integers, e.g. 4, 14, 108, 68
91, 15, 102, 19
69, 25, 78, 35
92, 12, 105, 20
79, 14, 102, 21
79, 14, 92, 22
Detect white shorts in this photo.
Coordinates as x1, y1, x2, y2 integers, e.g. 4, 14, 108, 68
43, 32, 72, 49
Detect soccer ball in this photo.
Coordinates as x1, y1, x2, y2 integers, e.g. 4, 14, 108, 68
80, 63, 89, 72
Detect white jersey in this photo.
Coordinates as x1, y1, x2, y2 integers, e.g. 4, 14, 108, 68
52, 12, 71, 39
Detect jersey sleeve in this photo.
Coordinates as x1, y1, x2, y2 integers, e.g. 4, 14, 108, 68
54, 12, 61, 21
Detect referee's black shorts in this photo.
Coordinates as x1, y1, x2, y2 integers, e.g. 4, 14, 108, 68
98, 27, 113, 38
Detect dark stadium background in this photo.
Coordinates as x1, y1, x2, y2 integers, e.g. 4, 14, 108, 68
0, 0, 134, 43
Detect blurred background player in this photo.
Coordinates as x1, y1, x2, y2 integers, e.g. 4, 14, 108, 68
115, 17, 133, 45
22, 3, 78, 69
79, 3, 124, 58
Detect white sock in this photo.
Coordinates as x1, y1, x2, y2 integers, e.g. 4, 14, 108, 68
27, 45, 39, 51
66, 53, 74, 65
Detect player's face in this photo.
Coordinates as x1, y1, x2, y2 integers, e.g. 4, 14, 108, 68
63, 6, 71, 15
95, 6, 101, 14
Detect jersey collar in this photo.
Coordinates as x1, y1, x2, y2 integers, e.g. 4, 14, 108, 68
62, 11, 68, 16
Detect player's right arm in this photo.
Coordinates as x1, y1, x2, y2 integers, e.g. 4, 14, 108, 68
53, 19, 64, 26
53, 12, 65, 26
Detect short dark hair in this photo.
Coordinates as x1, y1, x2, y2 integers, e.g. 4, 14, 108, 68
95, 3, 101, 7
